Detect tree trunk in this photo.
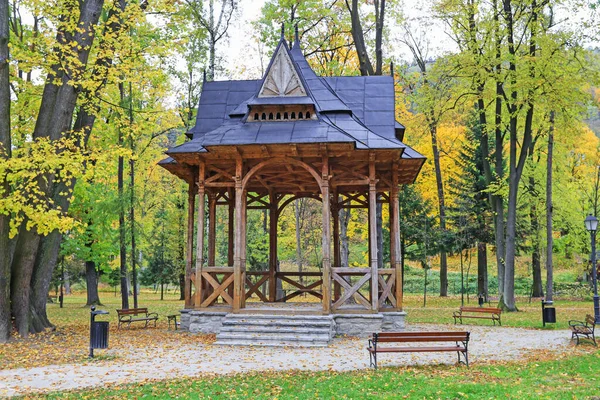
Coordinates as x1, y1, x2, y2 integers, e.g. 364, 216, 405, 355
348, 0, 375, 76
129, 83, 138, 309
429, 124, 448, 296
340, 208, 350, 267
64, 271, 71, 295
85, 261, 101, 306
118, 85, 128, 310
493, 0, 505, 297
477, 242, 488, 299
546, 111, 555, 301
530, 176, 543, 297
179, 274, 185, 301
10, 227, 40, 337
0, 0, 11, 343
29, 231, 61, 332
502, 0, 535, 311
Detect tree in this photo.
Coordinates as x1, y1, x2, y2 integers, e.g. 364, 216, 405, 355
184, 0, 238, 80
0, 0, 11, 342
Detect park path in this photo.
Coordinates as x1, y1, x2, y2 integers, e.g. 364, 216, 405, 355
0, 324, 572, 397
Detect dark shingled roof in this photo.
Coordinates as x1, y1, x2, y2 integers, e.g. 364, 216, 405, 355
167, 35, 424, 159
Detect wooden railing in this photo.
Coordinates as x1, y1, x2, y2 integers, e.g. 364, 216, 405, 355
245, 271, 269, 302
331, 267, 372, 310
377, 269, 397, 309
200, 266, 234, 307
276, 272, 323, 302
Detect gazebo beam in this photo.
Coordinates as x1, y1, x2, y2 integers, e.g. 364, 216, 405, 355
227, 188, 234, 267
321, 156, 331, 313
269, 191, 278, 302
391, 166, 402, 310
195, 163, 206, 307
332, 190, 341, 302
369, 154, 379, 311
233, 157, 245, 311
208, 192, 217, 267
185, 182, 195, 308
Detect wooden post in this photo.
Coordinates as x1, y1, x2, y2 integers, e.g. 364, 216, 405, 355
368, 154, 379, 311
321, 156, 331, 313
227, 188, 234, 267
240, 189, 247, 309
208, 192, 217, 267
233, 158, 244, 311
269, 191, 278, 302
185, 182, 195, 308
332, 191, 341, 302
195, 163, 206, 307
391, 166, 402, 310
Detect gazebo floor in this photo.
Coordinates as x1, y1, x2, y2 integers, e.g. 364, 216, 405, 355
190, 301, 395, 315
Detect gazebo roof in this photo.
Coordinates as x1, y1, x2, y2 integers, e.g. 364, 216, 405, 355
162, 34, 424, 159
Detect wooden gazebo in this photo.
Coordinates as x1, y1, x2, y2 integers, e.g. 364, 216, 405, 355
160, 28, 425, 319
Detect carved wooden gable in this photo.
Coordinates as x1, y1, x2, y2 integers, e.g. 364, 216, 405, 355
258, 45, 307, 97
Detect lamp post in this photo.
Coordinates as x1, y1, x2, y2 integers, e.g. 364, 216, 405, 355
585, 214, 600, 324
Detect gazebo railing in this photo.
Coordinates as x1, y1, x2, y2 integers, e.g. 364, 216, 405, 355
331, 267, 372, 310
276, 272, 323, 302
245, 271, 270, 302
200, 266, 234, 307
377, 269, 397, 309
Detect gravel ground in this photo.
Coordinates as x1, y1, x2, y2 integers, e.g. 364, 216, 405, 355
0, 324, 572, 397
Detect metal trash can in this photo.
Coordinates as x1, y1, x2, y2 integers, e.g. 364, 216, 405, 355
541, 300, 556, 327
89, 306, 109, 357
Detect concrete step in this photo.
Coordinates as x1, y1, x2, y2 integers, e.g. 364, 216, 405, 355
221, 319, 333, 328
220, 326, 332, 335
215, 313, 335, 347
214, 339, 329, 347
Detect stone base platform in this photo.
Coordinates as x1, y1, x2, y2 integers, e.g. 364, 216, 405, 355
180, 308, 406, 339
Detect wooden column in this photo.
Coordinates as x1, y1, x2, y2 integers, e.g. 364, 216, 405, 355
240, 189, 247, 309
321, 156, 331, 313
233, 158, 244, 311
227, 188, 234, 267
208, 192, 217, 267
332, 191, 341, 302
268, 191, 278, 302
195, 163, 206, 307
391, 167, 402, 310
368, 154, 379, 311
185, 182, 195, 308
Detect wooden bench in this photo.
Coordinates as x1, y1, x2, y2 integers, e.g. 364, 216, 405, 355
453, 306, 502, 326
116, 308, 158, 329
569, 314, 596, 346
367, 331, 470, 369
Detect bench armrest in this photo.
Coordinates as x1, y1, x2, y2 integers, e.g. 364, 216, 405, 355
569, 320, 586, 327
147, 312, 159, 319
453, 311, 462, 317
118, 315, 133, 322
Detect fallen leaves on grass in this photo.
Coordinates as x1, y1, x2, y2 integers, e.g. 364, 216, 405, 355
0, 322, 214, 370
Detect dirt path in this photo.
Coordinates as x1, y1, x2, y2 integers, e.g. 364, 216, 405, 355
0, 324, 572, 397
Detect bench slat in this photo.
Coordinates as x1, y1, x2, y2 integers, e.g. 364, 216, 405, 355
369, 346, 467, 353
375, 336, 467, 343
376, 331, 468, 337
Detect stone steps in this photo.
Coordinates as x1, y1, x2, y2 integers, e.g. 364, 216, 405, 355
215, 314, 335, 347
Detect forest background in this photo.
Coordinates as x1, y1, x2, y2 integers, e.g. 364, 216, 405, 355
1, 0, 600, 342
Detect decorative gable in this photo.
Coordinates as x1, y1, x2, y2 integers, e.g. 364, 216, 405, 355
258, 45, 307, 97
